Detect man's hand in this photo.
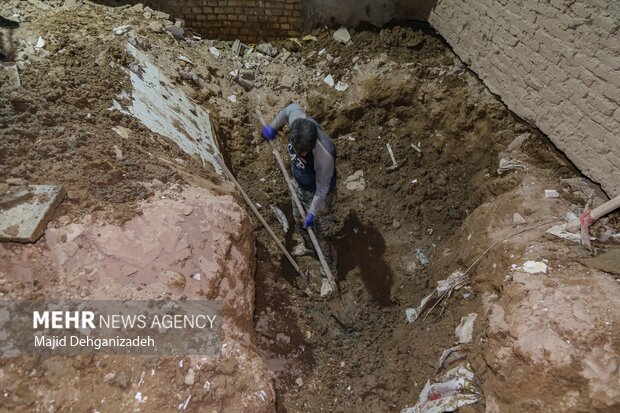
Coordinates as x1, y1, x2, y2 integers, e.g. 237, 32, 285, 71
304, 212, 314, 228
261, 125, 277, 141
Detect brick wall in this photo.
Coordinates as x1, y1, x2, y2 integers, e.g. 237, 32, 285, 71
428, 0, 620, 197
139, 0, 303, 41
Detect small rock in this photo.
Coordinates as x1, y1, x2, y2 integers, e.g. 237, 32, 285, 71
455, 313, 478, 344
143, 11, 152, 19
522, 261, 547, 274
392, 219, 401, 229
191, 273, 201, 281
160, 270, 186, 290
333, 27, 351, 44
113, 145, 123, 161
335, 81, 349, 92
257, 43, 278, 57
513, 213, 527, 225
544, 189, 560, 198
209, 47, 220, 58
103, 372, 116, 382
184, 368, 195, 386
278, 51, 291, 63
320, 279, 334, 297
148, 21, 163, 33
113, 25, 133, 35
344, 170, 365, 191
295, 377, 304, 387
231, 39, 242, 55
165, 25, 184, 39
280, 75, 295, 89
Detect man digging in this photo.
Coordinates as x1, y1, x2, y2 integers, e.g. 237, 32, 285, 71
261, 103, 338, 281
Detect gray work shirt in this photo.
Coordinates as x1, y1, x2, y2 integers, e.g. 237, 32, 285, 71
270, 103, 337, 215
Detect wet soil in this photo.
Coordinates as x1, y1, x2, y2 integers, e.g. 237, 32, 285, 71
218, 25, 586, 412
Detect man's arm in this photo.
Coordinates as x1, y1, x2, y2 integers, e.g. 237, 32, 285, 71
270, 103, 306, 131
308, 139, 335, 215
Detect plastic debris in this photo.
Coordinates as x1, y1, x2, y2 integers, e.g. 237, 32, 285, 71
544, 189, 560, 198
269, 204, 289, 233
227, 95, 237, 103
333, 27, 352, 44
35, 37, 45, 49
437, 346, 465, 371
437, 271, 466, 296
191, 273, 201, 281
497, 158, 528, 175
522, 260, 547, 274
411, 143, 422, 153
416, 249, 429, 267
323, 74, 335, 87
302, 35, 318, 42
406, 308, 418, 323
335, 81, 349, 92
455, 313, 477, 344
409, 270, 469, 323
546, 223, 596, 243
401, 366, 480, 413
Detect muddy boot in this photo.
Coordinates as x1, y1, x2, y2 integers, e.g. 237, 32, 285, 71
0, 16, 20, 29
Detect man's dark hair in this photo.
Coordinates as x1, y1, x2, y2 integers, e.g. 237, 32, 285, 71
290, 118, 317, 153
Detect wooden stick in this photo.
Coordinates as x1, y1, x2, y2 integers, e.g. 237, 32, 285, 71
214, 154, 301, 274
269, 143, 338, 293
256, 109, 338, 292
566, 195, 620, 232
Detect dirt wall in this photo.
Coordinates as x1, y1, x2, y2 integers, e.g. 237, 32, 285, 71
0, 185, 276, 412
428, 0, 620, 197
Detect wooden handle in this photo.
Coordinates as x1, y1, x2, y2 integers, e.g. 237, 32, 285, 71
269, 142, 338, 292
215, 154, 301, 274
566, 195, 620, 232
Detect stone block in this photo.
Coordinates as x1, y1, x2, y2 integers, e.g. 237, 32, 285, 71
0, 185, 66, 243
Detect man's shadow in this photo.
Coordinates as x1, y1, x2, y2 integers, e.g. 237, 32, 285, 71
336, 213, 394, 307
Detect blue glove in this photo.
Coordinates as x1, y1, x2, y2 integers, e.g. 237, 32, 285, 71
304, 212, 315, 228
261, 125, 277, 141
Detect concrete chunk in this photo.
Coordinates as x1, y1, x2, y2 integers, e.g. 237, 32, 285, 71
333, 27, 351, 45
0, 185, 66, 243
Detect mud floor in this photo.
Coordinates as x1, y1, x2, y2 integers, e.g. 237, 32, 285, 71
1, 1, 619, 412
217, 26, 618, 412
